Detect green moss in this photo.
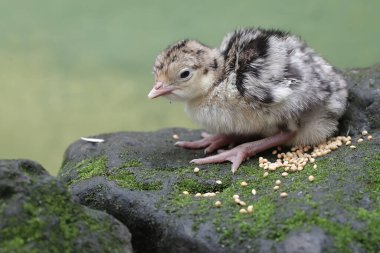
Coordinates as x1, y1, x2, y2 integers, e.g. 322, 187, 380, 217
175, 178, 226, 193
108, 169, 162, 191
122, 160, 142, 167
72, 157, 107, 183
265, 207, 380, 253
365, 154, 380, 201
356, 207, 380, 252
66, 157, 162, 191
0, 179, 126, 252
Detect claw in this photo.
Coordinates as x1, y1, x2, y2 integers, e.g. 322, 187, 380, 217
201, 132, 212, 138
174, 141, 184, 146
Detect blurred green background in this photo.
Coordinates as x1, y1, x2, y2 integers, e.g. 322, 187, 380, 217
1, 0, 379, 175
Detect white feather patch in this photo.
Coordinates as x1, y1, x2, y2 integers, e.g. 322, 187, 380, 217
80, 137, 105, 143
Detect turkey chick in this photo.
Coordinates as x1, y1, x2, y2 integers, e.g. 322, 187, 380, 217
148, 28, 348, 173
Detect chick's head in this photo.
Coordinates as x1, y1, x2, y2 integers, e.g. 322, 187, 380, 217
148, 40, 217, 102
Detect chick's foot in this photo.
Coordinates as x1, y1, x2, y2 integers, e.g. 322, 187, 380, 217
175, 132, 239, 154
191, 131, 296, 173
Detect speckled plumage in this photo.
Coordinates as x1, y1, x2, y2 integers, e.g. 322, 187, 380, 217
149, 28, 348, 171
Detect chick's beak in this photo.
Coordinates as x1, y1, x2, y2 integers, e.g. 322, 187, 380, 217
148, 82, 175, 99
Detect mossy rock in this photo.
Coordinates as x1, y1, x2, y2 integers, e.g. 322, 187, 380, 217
0, 159, 133, 253
58, 65, 380, 253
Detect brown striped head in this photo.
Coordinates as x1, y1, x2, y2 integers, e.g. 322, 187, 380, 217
148, 39, 220, 102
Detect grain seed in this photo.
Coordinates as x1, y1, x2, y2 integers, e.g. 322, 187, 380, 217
282, 172, 289, 177
240, 181, 248, 187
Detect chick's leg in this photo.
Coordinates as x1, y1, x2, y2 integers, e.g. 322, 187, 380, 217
175, 132, 241, 154
191, 131, 296, 173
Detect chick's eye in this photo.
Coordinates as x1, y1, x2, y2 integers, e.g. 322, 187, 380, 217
180, 70, 190, 79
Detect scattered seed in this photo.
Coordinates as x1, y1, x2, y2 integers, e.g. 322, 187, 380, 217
272, 150, 278, 155
357, 138, 364, 143
362, 130, 368, 136
233, 194, 240, 199
273, 185, 280, 191
239, 201, 247, 206
247, 205, 254, 213
275, 180, 281, 186
313, 164, 317, 169
193, 167, 200, 173
268, 164, 277, 171
263, 172, 269, 177
214, 201, 222, 208
345, 141, 352, 145
182, 191, 189, 195
240, 181, 248, 187
239, 208, 248, 214
172, 134, 179, 140
282, 172, 289, 177
308, 175, 315, 182
350, 145, 356, 149
195, 193, 202, 197
367, 135, 373, 140
215, 180, 222, 185
251, 189, 257, 195
309, 158, 315, 163
280, 192, 288, 198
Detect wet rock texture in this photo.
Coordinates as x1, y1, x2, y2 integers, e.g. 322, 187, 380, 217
0, 160, 133, 253
58, 65, 380, 253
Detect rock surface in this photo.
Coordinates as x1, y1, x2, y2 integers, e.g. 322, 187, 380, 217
339, 64, 380, 134
58, 64, 380, 253
0, 159, 133, 253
